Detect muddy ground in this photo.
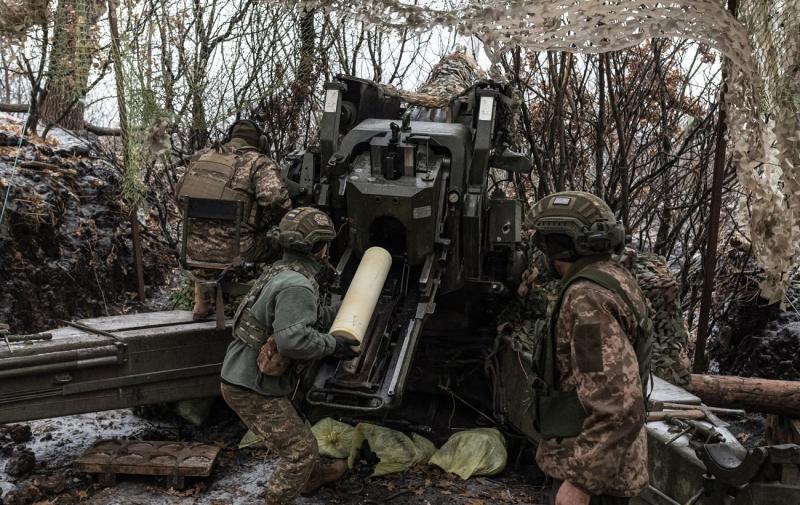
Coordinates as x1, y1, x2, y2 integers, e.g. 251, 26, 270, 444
1, 406, 546, 505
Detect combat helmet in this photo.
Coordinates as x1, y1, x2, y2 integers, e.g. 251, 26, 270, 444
528, 191, 624, 259
275, 207, 336, 253
228, 119, 268, 152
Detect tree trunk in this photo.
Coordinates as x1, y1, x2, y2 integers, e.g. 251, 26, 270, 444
765, 415, 800, 445
284, 8, 317, 152
690, 374, 800, 417
39, 0, 104, 130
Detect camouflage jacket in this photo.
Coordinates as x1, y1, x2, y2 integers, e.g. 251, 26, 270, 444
184, 139, 290, 264
535, 259, 649, 497
220, 252, 337, 397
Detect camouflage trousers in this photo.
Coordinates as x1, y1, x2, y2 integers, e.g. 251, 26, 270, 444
220, 382, 318, 504
550, 480, 630, 505
188, 224, 278, 265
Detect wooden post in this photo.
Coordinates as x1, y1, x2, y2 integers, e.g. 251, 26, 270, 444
130, 209, 146, 302
109, 0, 145, 303
595, 53, 605, 197
693, 0, 738, 373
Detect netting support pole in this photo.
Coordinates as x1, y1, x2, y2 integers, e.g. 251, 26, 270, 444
109, 0, 146, 303
693, 0, 737, 374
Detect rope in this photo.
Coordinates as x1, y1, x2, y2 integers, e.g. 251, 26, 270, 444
0, 102, 33, 226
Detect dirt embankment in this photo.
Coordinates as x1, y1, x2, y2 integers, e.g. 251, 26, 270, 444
0, 115, 175, 333
709, 244, 800, 381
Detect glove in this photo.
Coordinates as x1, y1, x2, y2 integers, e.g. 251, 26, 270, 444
332, 334, 359, 360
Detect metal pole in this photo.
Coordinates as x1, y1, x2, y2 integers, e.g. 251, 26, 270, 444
693, 0, 737, 374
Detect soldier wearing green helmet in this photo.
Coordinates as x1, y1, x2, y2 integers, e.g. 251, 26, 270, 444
220, 207, 358, 504
527, 191, 653, 505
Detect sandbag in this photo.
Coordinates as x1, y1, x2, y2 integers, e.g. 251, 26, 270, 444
174, 398, 215, 426
348, 423, 435, 476
311, 418, 355, 459
429, 428, 507, 479
238, 429, 264, 449
411, 433, 437, 465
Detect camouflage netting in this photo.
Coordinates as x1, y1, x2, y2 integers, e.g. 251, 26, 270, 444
503, 235, 691, 387
622, 250, 692, 387
0, 0, 48, 38
305, 0, 800, 304
382, 47, 523, 152
385, 49, 488, 110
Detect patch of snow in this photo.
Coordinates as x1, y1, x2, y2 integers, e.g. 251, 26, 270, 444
1, 409, 329, 504
25, 410, 165, 470
0, 112, 24, 125
45, 127, 94, 156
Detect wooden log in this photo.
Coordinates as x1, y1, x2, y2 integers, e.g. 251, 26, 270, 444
690, 374, 800, 417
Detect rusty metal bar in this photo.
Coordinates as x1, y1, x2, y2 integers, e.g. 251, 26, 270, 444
0, 345, 119, 371
0, 355, 121, 379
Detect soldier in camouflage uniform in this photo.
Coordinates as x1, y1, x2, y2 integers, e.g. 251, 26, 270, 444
527, 192, 651, 505
220, 207, 358, 505
176, 119, 291, 319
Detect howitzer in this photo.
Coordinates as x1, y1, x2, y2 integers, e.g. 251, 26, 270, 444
2, 73, 796, 505
283, 75, 529, 413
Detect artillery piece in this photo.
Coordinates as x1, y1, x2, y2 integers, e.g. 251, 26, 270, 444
282, 75, 528, 414
1, 74, 797, 505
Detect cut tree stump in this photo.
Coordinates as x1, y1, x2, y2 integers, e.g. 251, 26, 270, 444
766, 415, 800, 445
690, 374, 800, 418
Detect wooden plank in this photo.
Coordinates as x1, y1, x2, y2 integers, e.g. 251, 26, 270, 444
649, 376, 702, 405
76, 311, 198, 332
647, 409, 706, 422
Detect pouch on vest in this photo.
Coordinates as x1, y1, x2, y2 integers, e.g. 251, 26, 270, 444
233, 261, 319, 378
257, 335, 293, 377
533, 390, 586, 439
530, 313, 588, 439
177, 150, 253, 219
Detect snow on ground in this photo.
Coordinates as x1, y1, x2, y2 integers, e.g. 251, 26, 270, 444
2, 408, 546, 504
1, 408, 332, 504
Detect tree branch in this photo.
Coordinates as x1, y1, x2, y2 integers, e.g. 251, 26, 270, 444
0, 102, 121, 135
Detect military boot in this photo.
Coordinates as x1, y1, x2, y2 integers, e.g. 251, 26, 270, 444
300, 459, 347, 496
192, 281, 215, 320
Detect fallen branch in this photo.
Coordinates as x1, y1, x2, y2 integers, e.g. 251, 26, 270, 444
690, 374, 800, 418
0, 103, 122, 136
85, 123, 122, 136
0, 102, 27, 113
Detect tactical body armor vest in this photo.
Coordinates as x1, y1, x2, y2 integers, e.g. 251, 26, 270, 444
232, 260, 319, 351
176, 145, 256, 221
532, 257, 654, 440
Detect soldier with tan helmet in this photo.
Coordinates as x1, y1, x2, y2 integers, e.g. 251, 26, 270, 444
176, 119, 290, 319
527, 191, 653, 505
220, 207, 359, 505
